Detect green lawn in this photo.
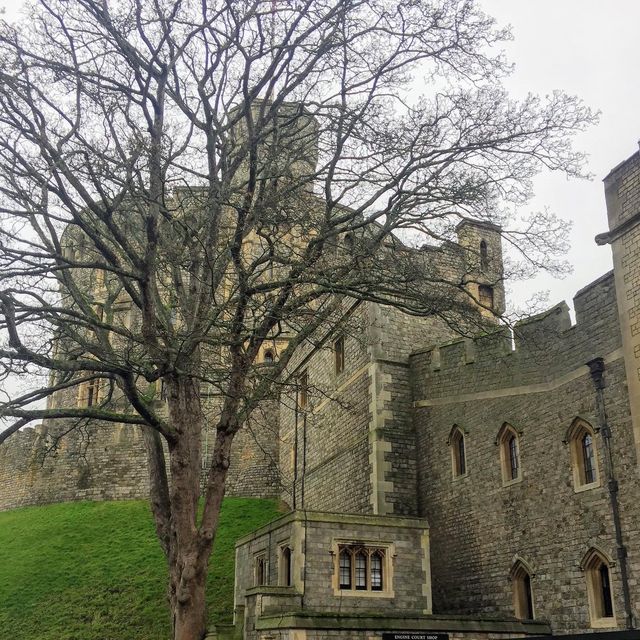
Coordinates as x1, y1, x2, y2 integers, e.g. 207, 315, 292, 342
0, 498, 281, 640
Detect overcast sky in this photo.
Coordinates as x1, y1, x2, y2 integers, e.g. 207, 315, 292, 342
478, 0, 640, 312
0, 0, 638, 313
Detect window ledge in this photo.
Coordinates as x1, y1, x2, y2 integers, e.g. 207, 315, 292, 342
334, 588, 395, 598
452, 472, 469, 482
502, 475, 523, 488
590, 617, 616, 629
574, 480, 601, 494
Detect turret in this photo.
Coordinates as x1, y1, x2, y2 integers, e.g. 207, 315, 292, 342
229, 99, 319, 190
456, 218, 506, 317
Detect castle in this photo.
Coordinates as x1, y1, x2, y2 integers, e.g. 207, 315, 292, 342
2, 108, 640, 639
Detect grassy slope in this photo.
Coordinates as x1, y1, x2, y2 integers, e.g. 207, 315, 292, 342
0, 498, 281, 640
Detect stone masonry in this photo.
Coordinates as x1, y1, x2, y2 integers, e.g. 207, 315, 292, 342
2, 117, 640, 638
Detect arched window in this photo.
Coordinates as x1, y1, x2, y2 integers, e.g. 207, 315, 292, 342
263, 349, 274, 364
254, 554, 267, 586
480, 240, 489, 270
448, 426, 467, 478
511, 560, 535, 620
279, 545, 292, 587
582, 548, 615, 626
497, 423, 522, 485
565, 418, 599, 490
478, 284, 494, 309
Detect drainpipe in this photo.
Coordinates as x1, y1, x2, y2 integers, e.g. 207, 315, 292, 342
293, 389, 299, 510
587, 357, 634, 629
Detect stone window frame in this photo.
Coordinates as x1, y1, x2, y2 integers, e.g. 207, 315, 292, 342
480, 239, 489, 271
564, 418, 601, 492
278, 543, 293, 587
254, 552, 268, 587
478, 284, 494, 310
297, 369, 308, 410
334, 335, 345, 376
447, 424, 468, 479
580, 547, 616, 628
510, 558, 535, 620
496, 422, 523, 486
77, 377, 104, 408
331, 539, 395, 598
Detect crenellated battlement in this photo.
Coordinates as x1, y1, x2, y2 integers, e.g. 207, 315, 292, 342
409, 271, 621, 401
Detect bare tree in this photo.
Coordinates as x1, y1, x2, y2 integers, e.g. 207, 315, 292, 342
0, 1, 595, 638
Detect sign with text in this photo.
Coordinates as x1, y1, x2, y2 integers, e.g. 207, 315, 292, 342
382, 634, 449, 640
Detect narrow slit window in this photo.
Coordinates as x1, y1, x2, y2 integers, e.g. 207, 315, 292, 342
298, 369, 308, 410
450, 427, 467, 478
480, 240, 489, 270
334, 336, 345, 375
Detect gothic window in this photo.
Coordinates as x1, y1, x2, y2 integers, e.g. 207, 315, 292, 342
582, 548, 615, 626
478, 284, 494, 309
511, 560, 535, 620
254, 554, 267, 587
263, 349, 275, 364
480, 239, 489, 270
566, 418, 599, 490
448, 425, 467, 478
355, 551, 367, 590
278, 545, 292, 587
334, 335, 345, 375
370, 551, 383, 591
339, 549, 352, 589
78, 378, 101, 407
497, 423, 522, 485
298, 369, 308, 410
336, 545, 388, 594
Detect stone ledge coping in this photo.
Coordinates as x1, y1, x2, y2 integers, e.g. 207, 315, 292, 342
245, 585, 300, 597
235, 510, 429, 547
255, 611, 551, 635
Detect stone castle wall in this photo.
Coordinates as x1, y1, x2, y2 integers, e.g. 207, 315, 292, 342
278, 302, 374, 513
0, 422, 150, 510
0, 398, 281, 510
409, 271, 640, 631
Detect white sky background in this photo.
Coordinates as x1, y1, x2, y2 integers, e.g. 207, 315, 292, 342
1, 0, 637, 312
0, 0, 638, 403
478, 0, 640, 313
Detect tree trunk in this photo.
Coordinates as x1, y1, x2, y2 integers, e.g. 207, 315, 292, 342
165, 375, 209, 640
156, 373, 240, 640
